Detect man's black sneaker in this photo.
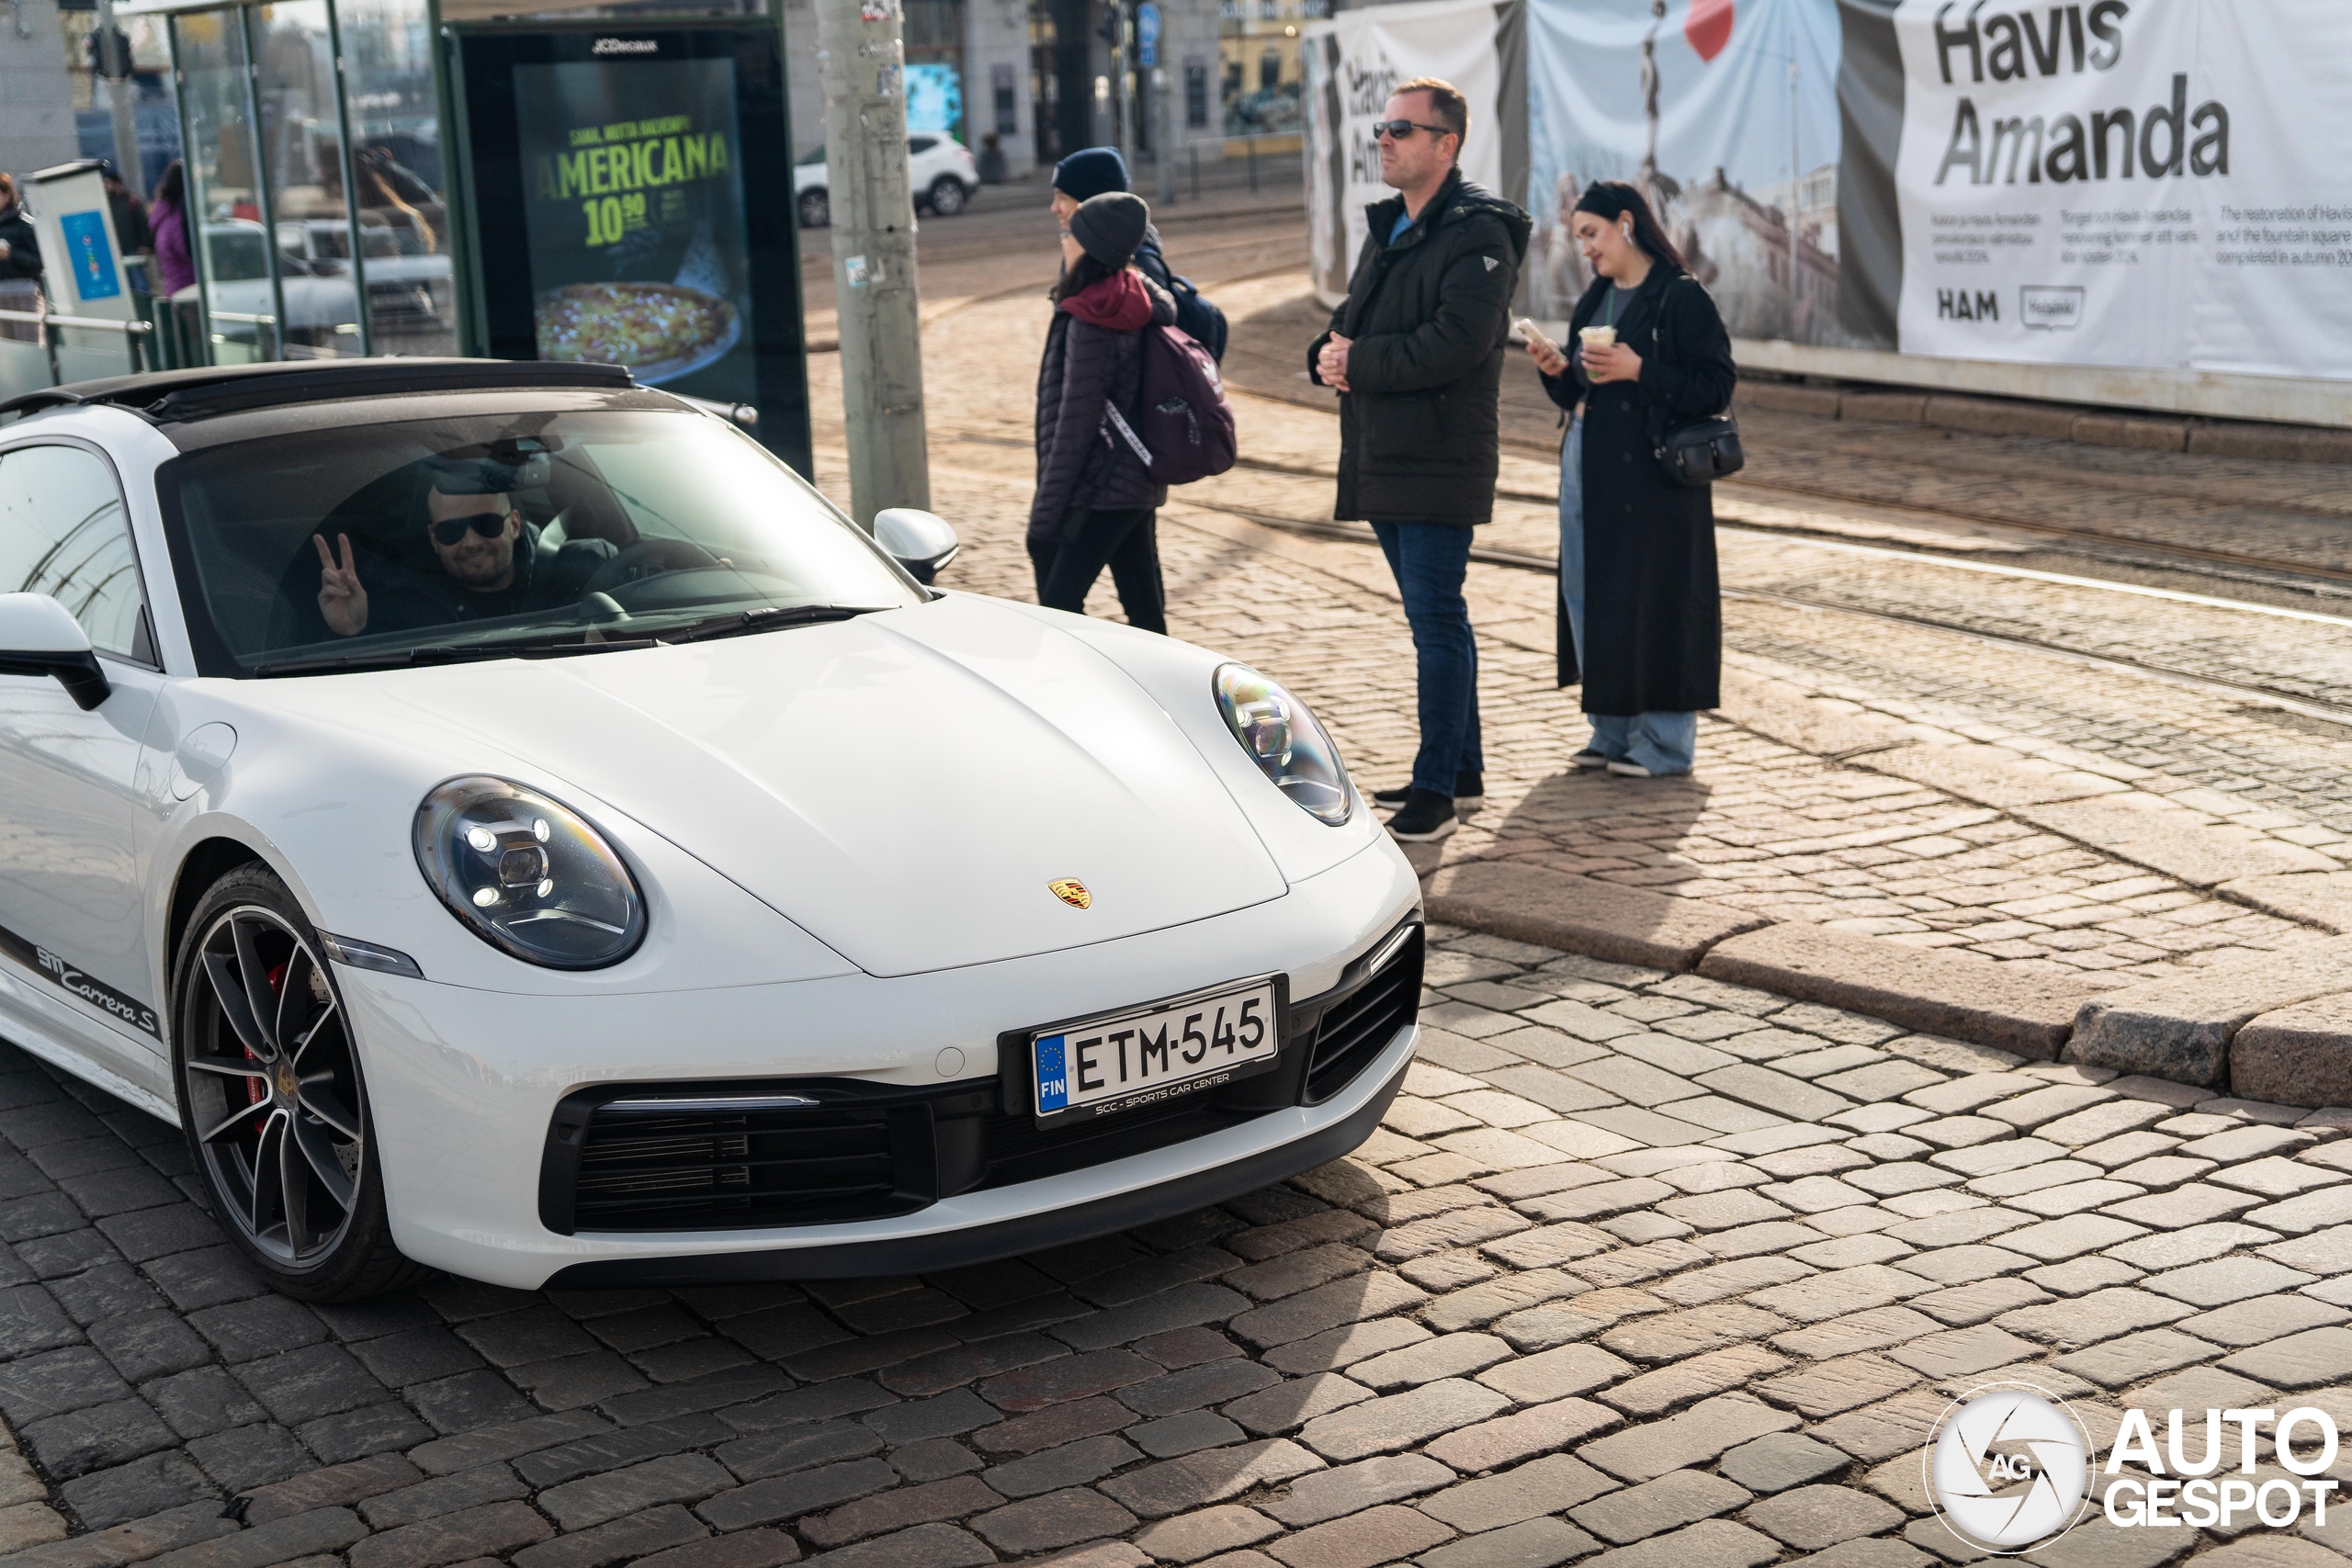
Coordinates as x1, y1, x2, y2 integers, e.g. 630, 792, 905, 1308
1385, 788, 1458, 842
1372, 771, 1484, 811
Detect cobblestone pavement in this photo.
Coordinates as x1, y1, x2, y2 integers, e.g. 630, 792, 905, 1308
6, 930, 2352, 1568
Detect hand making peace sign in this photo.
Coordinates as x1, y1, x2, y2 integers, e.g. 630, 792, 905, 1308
313, 532, 370, 637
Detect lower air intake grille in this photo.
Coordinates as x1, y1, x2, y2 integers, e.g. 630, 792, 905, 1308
560, 1100, 920, 1233
1303, 923, 1423, 1103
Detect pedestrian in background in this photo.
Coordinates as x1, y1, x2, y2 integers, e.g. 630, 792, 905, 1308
149, 160, 194, 296
1308, 77, 1529, 843
0, 175, 40, 285
1527, 179, 1736, 777
149, 160, 198, 367
1047, 145, 1226, 359
101, 163, 151, 261
1028, 190, 1177, 632
1048, 148, 1176, 295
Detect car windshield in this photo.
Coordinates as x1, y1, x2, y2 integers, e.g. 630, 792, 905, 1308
160, 405, 923, 677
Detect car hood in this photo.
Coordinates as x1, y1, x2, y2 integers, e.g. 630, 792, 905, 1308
327, 596, 1288, 977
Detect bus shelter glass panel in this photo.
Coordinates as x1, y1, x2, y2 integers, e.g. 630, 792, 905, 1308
340, 0, 455, 355
254, 0, 363, 356
174, 9, 277, 362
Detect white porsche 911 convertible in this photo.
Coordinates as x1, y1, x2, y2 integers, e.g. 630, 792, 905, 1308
0, 359, 1422, 1300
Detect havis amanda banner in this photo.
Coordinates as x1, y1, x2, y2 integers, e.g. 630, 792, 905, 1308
1881, 0, 2352, 384
1306, 0, 2352, 419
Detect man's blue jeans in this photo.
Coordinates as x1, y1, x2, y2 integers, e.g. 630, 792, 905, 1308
1371, 520, 1483, 797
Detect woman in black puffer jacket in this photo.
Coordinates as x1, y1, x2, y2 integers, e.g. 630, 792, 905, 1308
1029, 190, 1177, 632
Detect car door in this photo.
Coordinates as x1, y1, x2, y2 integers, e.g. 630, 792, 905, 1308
0, 439, 170, 1086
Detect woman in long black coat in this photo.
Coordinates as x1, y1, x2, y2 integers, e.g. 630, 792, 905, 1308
1528, 181, 1736, 777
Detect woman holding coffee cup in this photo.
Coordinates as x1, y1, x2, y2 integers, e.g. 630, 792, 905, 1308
1525, 180, 1736, 777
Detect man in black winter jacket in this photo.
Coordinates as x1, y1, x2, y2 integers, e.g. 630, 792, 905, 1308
1308, 77, 1531, 843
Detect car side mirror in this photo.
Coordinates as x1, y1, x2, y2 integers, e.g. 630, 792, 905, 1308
873, 508, 961, 585
0, 593, 111, 710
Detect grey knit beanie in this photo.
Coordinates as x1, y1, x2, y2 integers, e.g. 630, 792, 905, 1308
1069, 191, 1149, 268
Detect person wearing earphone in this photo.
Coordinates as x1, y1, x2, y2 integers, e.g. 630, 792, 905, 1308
1524, 180, 1736, 778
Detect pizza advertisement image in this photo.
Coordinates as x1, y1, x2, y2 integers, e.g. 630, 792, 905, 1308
514, 56, 757, 399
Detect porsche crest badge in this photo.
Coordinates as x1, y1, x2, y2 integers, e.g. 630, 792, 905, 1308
1048, 878, 1092, 909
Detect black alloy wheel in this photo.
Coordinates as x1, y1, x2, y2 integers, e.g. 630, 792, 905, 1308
173, 864, 418, 1299
798, 187, 831, 229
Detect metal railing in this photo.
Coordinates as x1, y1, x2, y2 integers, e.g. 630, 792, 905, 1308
0, 301, 156, 388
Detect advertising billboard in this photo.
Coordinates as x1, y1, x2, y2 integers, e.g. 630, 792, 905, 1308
455, 24, 814, 472
513, 54, 761, 400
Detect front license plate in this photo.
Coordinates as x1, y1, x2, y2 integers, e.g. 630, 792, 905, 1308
1032, 977, 1281, 1124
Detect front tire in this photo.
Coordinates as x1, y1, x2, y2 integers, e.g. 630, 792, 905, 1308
798, 187, 831, 229
171, 864, 419, 1300
928, 176, 967, 217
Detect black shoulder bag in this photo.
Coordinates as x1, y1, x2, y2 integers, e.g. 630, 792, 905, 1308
1648, 278, 1744, 490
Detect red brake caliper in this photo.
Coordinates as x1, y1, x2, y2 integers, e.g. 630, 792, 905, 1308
248, 960, 288, 1130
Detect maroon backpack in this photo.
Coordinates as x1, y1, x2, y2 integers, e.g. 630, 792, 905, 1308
1102, 325, 1238, 487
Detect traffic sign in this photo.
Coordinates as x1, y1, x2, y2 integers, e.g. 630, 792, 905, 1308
1136, 2, 1160, 67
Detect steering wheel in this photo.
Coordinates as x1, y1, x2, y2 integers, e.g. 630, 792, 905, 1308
582, 537, 723, 599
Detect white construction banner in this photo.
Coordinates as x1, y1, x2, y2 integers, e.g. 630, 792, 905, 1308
1303, 0, 2352, 412
1889, 0, 2352, 381
1522, 0, 1859, 346
1302, 0, 1514, 303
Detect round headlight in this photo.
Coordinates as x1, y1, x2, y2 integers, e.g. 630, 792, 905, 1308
1214, 663, 1353, 825
413, 776, 647, 969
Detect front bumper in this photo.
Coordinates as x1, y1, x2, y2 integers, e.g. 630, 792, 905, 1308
544, 1041, 1411, 1286
337, 836, 1419, 1290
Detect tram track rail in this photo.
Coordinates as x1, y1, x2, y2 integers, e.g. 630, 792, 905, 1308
1193, 497, 2352, 734
1481, 445, 2352, 600
1705, 471, 2352, 599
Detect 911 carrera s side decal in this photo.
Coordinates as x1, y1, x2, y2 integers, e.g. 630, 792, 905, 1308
0, 919, 162, 1037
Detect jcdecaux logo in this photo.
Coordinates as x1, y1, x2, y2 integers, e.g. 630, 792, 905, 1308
1925, 1382, 2343, 1554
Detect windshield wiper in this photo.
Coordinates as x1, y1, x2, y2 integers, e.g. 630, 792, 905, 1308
255, 632, 661, 677
254, 606, 876, 674
660, 604, 878, 643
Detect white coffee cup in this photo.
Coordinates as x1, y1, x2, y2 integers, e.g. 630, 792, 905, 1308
1579, 325, 1617, 350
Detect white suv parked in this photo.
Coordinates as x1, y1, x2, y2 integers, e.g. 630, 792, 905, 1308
793, 134, 981, 229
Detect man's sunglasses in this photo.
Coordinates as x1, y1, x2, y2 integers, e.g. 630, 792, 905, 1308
1371, 119, 1450, 141
429, 510, 509, 547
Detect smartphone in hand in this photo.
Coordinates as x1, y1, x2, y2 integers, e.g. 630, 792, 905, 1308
1514, 317, 1559, 358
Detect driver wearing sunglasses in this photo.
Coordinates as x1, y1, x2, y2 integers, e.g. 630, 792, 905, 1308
313, 463, 612, 638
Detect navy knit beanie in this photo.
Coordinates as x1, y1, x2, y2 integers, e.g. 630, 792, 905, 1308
1052, 146, 1129, 203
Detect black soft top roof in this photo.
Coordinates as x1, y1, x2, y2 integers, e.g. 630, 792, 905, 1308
0, 358, 635, 428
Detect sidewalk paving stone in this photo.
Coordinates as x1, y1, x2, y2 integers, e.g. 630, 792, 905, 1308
1424, 1454, 1619, 1533
1740, 1486, 1905, 1551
